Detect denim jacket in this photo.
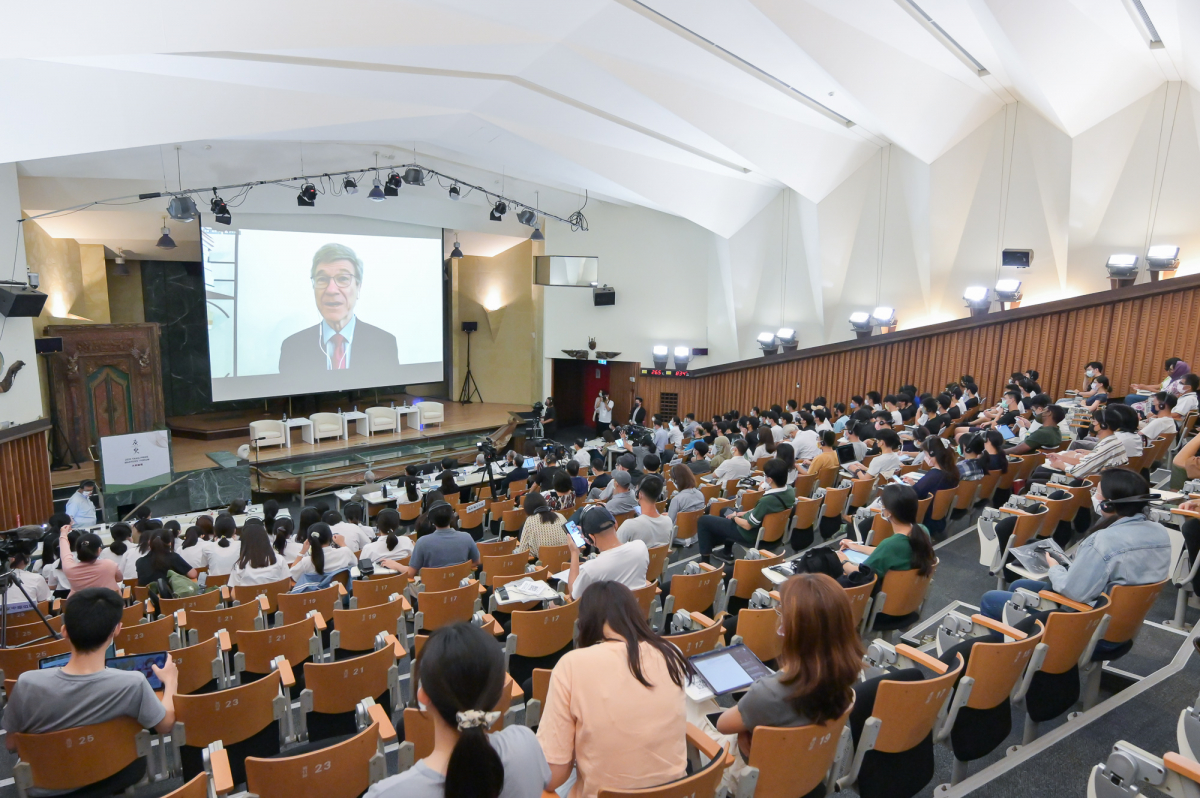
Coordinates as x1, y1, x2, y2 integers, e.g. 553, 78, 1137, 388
1048, 514, 1172, 604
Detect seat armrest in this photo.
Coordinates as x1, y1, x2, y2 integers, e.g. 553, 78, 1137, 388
686, 722, 724, 760
896, 644, 949, 674
217, 630, 232, 652
1038, 590, 1091, 612
274, 657, 296, 688
209, 746, 234, 796
383, 633, 407, 659
697, 562, 718, 572
1165, 752, 1200, 784
256, 595, 270, 612
689, 612, 716, 628
367, 703, 398, 743
970, 614, 1027, 639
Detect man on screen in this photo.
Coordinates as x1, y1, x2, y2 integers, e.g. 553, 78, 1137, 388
277, 243, 400, 376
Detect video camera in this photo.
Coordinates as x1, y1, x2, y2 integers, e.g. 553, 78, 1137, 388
0, 526, 52, 574
616, 424, 652, 445
532, 401, 545, 418
476, 438, 499, 459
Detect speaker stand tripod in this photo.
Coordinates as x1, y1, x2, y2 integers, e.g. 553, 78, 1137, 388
458, 328, 483, 405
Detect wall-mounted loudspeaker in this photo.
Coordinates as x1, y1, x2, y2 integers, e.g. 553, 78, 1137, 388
34, 337, 63, 355
461, 321, 479, 332
1001, 249, 1033, 268
592, 286, 616, 306
0, 282, 48, 318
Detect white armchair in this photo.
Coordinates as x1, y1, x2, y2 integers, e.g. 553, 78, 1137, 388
365, 407, 397, 435
310, 412, 344, 442
416, 401, 444, 431
248, 419, 287, 449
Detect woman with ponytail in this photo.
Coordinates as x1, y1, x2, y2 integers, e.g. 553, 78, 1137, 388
365, 623, 549, 798
177, 525, 209, 570
99, 522, 139, 579
202, 513, 242, 576
289, 522, 357, 579
360, 509, 413, 565
57, 517, 122, 595
136, 529, 198, 586
272, 517, 302, 562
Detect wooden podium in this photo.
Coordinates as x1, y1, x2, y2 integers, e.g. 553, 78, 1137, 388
0, 418, 53, 528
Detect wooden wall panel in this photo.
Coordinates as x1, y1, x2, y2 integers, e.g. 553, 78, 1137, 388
0, 423, 53, 528
634, 280, 1200, 420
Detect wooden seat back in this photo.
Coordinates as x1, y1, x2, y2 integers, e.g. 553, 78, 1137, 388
817, 466, 840, 488
171, 635, 223, 695
915, 495, 933, 525
872, 655, 964, 753
646, 545, 671, 584
236, 617, 318, 675
0, 636, 72, 682
480, 552, 530, 587
456, 503, 486, 532
729, 552, 784, 599
11, 716, 146, 791
791, 496, 822, 531
245, 721, 383, 798
1103, 580, 1169, 644
613, 512, 636, 527
866, 513, 893, 546
1011, 453, 1043, 484
536, 544, 570, 572
304, 645, 395, 714
843, 575, 878, 630
793, 472, 818, 499
277, 585, 341, 626
878, 561, 937, 618
161, 773, 210, 798
114, 614, 176, 655
757, 508, 792, 546
597, 740, 730, 797
232, 577, 291, 616
669, 567, 724, 613
722, 478, 741, 498
954, 479, 982, 510
1040, 600, 1110, 674
502, 508, 525, 534
708, 498, 736, 517
398, 501, 422, 523
631, 582, 659, 620
964, 620, 1045, 709
735, 608, 783, 663
159, 590, 222, 617
5, 615, 64, 646
532, 668, 553, 707
928, 487, 957, 523
747, 707, 853, 798
821, 486, 850, 518
699, 484, 721, 503
5, 601, 52, 628
402, 674, 516, 759
352, 574, 409, 609
201, 573, 230, 589
995, 462, 1018, 492
415, 581, 479, 631
740, 489, 764, 512
669, 618, 723, 657
175, 670, 283, 747
849, 477, 876, 507
332, 597, 406, 652
1025, 495, 1074, 537
419, 561, 476, 593
487, 498, 514, 520
185, 599, 263, 642
674, 509, 702, 544
1002, 509, 1048, 549
977, 471, 1002, 505
476, 537, 519, 558
510, 600, 579, 658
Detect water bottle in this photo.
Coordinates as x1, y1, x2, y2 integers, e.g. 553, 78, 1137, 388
283, 412, 288, 422
354, 405, 358, 412
338, 407, 343, 415
390, 400, 395, 408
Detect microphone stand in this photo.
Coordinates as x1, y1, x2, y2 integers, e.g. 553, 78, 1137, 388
249, 437, 268, 493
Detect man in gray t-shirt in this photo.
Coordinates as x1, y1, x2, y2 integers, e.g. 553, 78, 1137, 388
384, 503, 480, 577
3, 587, 177, 750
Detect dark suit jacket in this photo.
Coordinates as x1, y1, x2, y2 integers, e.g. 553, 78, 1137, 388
278, 318, 400, 376
629, 406, 646, 425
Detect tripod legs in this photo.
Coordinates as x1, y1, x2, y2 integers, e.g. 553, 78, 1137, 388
459, 368, 483, 404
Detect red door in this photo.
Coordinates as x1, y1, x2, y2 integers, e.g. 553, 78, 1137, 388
582, 362, 611, 428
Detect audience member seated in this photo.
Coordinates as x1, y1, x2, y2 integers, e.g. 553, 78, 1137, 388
100, 522, 140, 578
273, 517, 304, 563
566, 460, 589, 498
1141, 393, 1178, 442
136, 528, 199, 587
957, 434, 986, 481
367, 623, 549, 798
1078, 361, 1106, 401
203, 513, 242, 576
711, 438, 752, 483
385, 503, 479, 578
290, 522, 358, 582
544, 472, 577, 513
715, 573, 863, 756
538, 581, 693, 798
6, 549, 50, 604
617, 475, 673, 547
603, 470, 638, 516
800, 431, 840, 476
515, 492, 569, 561
841, 484, 936, 582
978, 468, 1171, 652
1083, 375, 1110, 407
697, 459, 795, 563
709, 435, 733, 470
1175, 373, 1200, 419
1004, 399, 1065, 455
566, 506, 649, 598
845, 429, 903, 480
359, 509, 415, 566
330, 503, 373, 551
228, 522, 292, 586
1124, 357, 1188, 407
1038, 406, 1131, 481
3, 587, 178, 790
666, 464, 706, 524
586, 457, 612, 499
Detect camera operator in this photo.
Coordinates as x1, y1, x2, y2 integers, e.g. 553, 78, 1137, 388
3, 544, 51, 605
541, 397, 556, 440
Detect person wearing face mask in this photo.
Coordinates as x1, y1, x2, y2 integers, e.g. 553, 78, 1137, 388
593, 391, 614, 436
1077, 362, 1106, 401
838, 484, 936, 582
978, 469, 1170, 637
1003, 399, 1064, 455
65, 480, 98, 529
1139, 392, 1178, 443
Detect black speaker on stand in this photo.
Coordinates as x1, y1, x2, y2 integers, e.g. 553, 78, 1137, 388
458, 321, 482, 404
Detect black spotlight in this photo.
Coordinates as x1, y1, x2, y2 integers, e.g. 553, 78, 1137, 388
448, 185, 460, 201
489, 200, 507, 222
384, 171, 402, 196
297, 183, 317, 207
210, 195, 231, 225
402, 167, 425, 186
342, 176, 358, 195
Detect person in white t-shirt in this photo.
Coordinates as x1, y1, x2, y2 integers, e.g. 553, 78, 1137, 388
1174, 375, 1199, 419
711, 439, 753, 484
97, 523, 140, 579
290, 523, 358, 580
329, 504, 373, 552
176, 526, 212, 571
1140, 393, 1178, 443
202, 515, 242, 576
359, 509, 415, 565
616, 475, 673, 548
227, 523, 292, 587
7, 551, 50, 605
567, 506, 649, 599
845, 429, 904, 479
593, 391, 615, 436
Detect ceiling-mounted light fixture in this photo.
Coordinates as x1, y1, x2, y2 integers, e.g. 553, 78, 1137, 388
530, 225, 544, 242
995, 279, 1022, 309
156, 218, 177, 250
384, 171, 402, 196
167, 195, 198, 222
652, 345, 669, 369
342, 176, 358, 195
448, 184, 460, 200
402, 167, 424, 186
209, 193, 231, 225
516, 209, 538, 227
450, 240, 464, 260
297, 183, 317, 207
113, 249, 130, 277
870, 306, 897, 331
1146, 245, 1180, 280
489, 201, 507, 222
368, 176, 386, 201
757, 331, 779, 356
673, 346, 693, 367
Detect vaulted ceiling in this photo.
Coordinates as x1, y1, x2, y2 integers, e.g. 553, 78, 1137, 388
3, 0, 1193, 238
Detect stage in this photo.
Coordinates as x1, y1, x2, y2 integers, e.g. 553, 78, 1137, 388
51, 398, 533, 489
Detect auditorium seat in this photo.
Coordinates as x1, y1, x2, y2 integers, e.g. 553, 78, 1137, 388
415, 401, 444, 431
249, 419, 287, 450
364, 407, 396, 435
309, 413, 343, 442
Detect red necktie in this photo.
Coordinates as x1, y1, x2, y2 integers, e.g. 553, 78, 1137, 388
330, 333, 347, 369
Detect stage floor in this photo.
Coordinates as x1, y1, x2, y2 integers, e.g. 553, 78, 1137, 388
51, 400, 529, 489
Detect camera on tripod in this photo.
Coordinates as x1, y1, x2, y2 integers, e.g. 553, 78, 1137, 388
476, 439, 499, 459
532, 401, 545, 418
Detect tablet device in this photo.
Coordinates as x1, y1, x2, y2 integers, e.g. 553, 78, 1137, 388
38, 652, 71, 670
997, 425, 1018, 441
689, 644, 772, 697
836, 444, 857, 465
522, 457, 538, 469
106, 651, 168, 690
844, 550, 870, 565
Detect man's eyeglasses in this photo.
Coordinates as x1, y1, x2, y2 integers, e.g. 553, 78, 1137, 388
312, 274, 357, 290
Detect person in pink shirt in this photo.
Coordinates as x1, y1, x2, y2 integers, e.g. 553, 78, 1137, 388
58, 523, 122, 595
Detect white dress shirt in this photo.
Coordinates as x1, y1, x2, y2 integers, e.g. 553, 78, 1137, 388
64, 491, 97, 528
320, 315, 357, 369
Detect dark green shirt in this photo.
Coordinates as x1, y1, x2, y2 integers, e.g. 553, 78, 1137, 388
738, 487, 796, 544
862, 530, 920, 576
1023, 424, 1062, 450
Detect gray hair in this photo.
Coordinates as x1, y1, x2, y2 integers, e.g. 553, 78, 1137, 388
310, 243, 363, 282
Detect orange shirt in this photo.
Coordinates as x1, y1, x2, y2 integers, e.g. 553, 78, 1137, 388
537, 640, 687, 798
